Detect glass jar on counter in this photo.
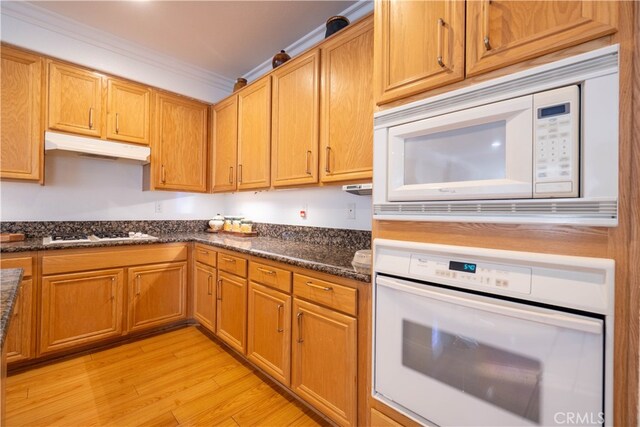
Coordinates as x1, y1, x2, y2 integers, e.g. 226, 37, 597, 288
231, 218, 243, 232
240, 219, 253, 233
223, 216, 233, 231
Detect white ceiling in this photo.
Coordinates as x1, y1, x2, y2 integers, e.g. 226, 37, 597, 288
29, 0, 357, 79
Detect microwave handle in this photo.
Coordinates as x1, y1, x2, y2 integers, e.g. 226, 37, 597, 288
376, 276, 602, 335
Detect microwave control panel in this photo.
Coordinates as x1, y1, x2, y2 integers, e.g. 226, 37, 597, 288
533, 85, 580, 198
408, 254, 532, 295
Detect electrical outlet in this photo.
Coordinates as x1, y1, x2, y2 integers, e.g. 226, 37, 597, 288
347, 203, 356, 219
155, 201, 163, 214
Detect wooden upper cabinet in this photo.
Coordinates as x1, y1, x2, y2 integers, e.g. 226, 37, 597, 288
374, 0, 465, 105
320, 17, 374, 183
0, 46, 44, 182
106, 78, 151, 145
154, 92, 208, 192
466, 1, 618, 76
271, 49, 320, 187
211, 95, 238, 192
238, 75, 271, 190
48, 61, 104, 138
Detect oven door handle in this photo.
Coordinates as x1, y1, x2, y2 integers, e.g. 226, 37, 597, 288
376, 276, 603, 335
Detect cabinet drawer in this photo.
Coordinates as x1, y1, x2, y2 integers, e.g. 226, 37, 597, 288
0, 257, 33, 277
194, 244, 217, 267
218, 253, 247, 277
293, 273, 357, 316
249, 261, 292, 293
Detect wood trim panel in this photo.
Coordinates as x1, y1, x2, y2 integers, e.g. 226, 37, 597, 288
0, 257, 33, 277
41, 243, 188, 275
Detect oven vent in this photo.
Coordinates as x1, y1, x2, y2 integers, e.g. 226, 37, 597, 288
374, 200, 618, 225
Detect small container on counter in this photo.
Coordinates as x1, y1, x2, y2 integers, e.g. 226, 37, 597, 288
223, 216, 233, 231
240, 219, 253, 233
231, 218, 243, 232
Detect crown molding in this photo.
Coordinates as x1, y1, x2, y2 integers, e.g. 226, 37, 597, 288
1, 1, 234, 95
243, 0, 374, 83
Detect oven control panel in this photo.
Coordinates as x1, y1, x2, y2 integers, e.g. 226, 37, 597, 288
409, 254, 532, 294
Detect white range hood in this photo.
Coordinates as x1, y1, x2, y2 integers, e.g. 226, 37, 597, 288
44, 131, 150, 163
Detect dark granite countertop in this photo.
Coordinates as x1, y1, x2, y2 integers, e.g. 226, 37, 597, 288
1, 268, 23, 348
0, 233, 371, 283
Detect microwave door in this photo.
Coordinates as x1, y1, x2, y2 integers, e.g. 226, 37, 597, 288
387, 95, 534, 201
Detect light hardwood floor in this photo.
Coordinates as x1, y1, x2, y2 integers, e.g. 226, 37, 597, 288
5, 327, 329, 426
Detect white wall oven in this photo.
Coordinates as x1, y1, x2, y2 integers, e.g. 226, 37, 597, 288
373, 239, 614, 426
373, 45, 619, 226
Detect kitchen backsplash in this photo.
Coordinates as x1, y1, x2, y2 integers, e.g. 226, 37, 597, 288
1, 221, 371, 250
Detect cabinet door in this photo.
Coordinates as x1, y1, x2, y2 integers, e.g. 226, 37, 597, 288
320, 18, 374, 183
211, 96, 238, 192
128, 262, 187, 332
247, 282, 291, 386
48, 61, 104, 138
106, 78, 151, 145
194, 262, 216, 333
6, 279, 33, 363
271, 50, 320, 187
374, 0, 465, 105
154, 93, 208, 192
0, 46, 44, 181
216, 272, 247, 354
238, 75, 271, 190
292, 299, 357, 427
466, 1, 618, 76
40, 269, 124, 355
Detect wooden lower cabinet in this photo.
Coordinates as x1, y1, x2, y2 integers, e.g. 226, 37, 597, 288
292, 298, 357, 427
40, 269, 124, 355
5, 279, 33, 363
193, 262, 216, 332
247, 281, 291, 386
216, 271, 247, 354
128, 262, 187, 332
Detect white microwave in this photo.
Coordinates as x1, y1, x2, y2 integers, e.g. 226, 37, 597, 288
373, 45, 620, 226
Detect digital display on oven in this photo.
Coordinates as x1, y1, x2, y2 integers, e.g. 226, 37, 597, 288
449, 261, 477, 274
537, 103, 570, 118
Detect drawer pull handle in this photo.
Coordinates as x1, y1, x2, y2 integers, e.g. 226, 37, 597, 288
437, 18, 445, 68
229, 166, 234, 184
238, 164, 243, 184
136, 275, 141, 295
305, 150, 312, 175
115, 113, 120, 134
305, 281, 332, 291
483, 0, 492, 51
207, 274, 212, 295
111, 276, 116, 300
161, 165, 167, 184
277, 304, 284, 333
221, 257, 236, 263
258, 267, 275, 275
325, 146, 331, 173
199, 250, 209, 255
89, 107, 94, 129
296, 311, 303, 343
217, 279, 222, 301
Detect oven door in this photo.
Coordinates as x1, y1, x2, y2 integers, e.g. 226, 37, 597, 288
373, 275, 604, 426
387, 95, 533, 201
